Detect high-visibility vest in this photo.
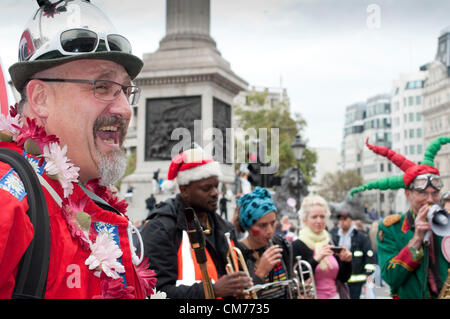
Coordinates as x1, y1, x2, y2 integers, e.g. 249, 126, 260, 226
176, 231, 219, 286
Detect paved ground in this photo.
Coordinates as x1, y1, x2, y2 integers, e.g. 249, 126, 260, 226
360, 281, 391, 299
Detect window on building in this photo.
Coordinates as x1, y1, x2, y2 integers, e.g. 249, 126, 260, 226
404, 114, 407, 123
404, 146, 408, 155
409, 113, 414, 122
404, 130, 408, 139
416, 113, 422, 121
416, 96, 422, 105
417, 128, 422, 138
380, 163, 384, 172
403, 97, 407, 107
417, 144, 423, 154
410, 145, 415, 155
409, 129, 414, 138
405, 80, 424, 89
409, 96, 414, 106
388, 163, 392, 172
271, 98, 277, 107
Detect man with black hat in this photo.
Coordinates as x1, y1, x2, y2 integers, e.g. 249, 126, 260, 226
350, 137, 450, 298
330, 211, 376, 299
0, 0, 154, 299
141, 147, 253, 299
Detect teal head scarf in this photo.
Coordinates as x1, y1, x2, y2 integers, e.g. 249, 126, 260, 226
238, 186, 277, 231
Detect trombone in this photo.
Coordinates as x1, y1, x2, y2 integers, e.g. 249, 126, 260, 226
292, 255, 317, 299
224, 232, 258, 299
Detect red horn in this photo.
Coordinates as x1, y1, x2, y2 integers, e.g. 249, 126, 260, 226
365, 138, 415, 172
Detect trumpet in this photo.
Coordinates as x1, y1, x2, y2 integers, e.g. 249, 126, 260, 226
224, 232, 258, 299
292, 255, 317, 299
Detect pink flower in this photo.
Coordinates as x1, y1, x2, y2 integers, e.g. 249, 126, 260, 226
9, 103, 19, 117
14, 117, 59, 153
86, 179, 128, 215
92, 272, 136, 299
135, 257, 157, 297
85, 232, 125, 279
61, 197, 91, 251
43, 142, 80, 198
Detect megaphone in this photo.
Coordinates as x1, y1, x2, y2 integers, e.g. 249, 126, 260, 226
424, 204, 450, 245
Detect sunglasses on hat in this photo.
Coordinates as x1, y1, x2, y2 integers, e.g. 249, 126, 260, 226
27, 28, 132, 62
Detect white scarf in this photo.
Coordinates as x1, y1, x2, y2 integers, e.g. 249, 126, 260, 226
298, 226, 333, 270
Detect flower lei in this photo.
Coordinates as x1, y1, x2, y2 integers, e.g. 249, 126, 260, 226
0, 105, 161, 299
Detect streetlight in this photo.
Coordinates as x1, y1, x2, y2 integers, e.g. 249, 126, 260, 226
290, 135, 306, 226
291, 135, 306, 162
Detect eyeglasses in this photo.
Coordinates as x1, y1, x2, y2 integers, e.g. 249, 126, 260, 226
32, 78, 140, 106
28, 28, 132, 62
409, 174, 443, 191
413, 189, 440, 200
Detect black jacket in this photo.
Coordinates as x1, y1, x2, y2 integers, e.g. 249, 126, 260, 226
330, 228, 376, 280
140, 194, 235, 299
236, 234, 293, 299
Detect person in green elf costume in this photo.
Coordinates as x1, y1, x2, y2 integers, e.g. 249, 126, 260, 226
350, 136, 450, 299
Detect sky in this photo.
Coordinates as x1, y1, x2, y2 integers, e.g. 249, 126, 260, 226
1, 0, 450, 152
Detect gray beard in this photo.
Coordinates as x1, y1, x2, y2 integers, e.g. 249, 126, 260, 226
96, 148, 127, 186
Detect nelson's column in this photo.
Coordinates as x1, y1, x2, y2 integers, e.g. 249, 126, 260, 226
122, 0, 248, 222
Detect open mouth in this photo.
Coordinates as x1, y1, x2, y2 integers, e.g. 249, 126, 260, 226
93, 116, 127, 149
96, 125, 120, 145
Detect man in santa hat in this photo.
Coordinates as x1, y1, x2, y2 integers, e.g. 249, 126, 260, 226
141, 147, 253, 298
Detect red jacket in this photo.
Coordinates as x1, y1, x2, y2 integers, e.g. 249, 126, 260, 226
0, 142, 145, 298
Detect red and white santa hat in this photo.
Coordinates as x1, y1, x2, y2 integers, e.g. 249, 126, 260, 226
161, 148, 222, 192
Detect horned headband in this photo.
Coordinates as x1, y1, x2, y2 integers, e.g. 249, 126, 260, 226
349, 136, 450, 199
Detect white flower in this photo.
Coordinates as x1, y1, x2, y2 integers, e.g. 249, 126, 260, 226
85, 232, 125, 279
0, 113, 22, 138
43, 143, 80, 198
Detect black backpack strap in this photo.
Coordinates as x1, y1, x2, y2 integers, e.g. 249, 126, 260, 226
0, 148, 50, 299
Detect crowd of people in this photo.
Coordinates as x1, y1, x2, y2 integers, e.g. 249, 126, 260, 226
137, 140, 450, 300
0, 0, 449, 301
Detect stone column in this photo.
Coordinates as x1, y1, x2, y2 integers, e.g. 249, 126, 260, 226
122, 0, 248, 223
160, 0, 216, 50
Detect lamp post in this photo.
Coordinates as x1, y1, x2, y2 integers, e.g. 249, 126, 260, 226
291, 135, 306, 223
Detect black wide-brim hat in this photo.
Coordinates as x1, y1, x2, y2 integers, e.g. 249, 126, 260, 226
9, 51, 143, 92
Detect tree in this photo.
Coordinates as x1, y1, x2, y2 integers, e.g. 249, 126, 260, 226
316, 169, 363, 202
234, 93, 317, 184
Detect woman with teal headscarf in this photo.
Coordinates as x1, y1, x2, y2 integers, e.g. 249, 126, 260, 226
234, 187, 293, 299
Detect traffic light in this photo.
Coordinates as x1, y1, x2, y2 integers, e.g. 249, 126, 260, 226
247, 162, 262, 187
